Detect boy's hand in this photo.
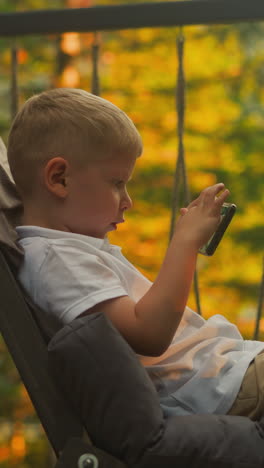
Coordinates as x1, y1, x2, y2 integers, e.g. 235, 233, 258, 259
176, 183, 230, 250
84, 183, 230, 357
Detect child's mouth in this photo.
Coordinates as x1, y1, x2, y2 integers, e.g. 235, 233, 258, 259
110, 219, 124, 231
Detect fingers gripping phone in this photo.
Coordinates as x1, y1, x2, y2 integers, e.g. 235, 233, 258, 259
199, 203, 237, 256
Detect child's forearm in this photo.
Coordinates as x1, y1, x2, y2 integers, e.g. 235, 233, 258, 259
134, 183, 230, 356
95, 184, 229, 357
135, 232, 198, 355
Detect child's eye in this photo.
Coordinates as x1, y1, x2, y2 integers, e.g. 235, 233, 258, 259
114, 180, 124, 187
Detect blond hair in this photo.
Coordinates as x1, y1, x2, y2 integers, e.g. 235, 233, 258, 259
7, 88, 142, 197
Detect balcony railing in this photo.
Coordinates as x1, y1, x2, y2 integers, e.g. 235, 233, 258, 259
1, 0, 264, 36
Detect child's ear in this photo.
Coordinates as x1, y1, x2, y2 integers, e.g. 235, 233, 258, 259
44, 157, 69, 198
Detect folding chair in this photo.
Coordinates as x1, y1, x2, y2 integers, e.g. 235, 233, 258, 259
2, 242, 264, 468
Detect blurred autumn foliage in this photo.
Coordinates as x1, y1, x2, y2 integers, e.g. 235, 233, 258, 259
0, 0, 263, 465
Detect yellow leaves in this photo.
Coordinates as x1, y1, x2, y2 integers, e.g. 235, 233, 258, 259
189, 171, 217, 192
217, 146, 243, 173
157, 148, 177, 164
185, 28, 241, 79
137, 28, 159, 44
109, 206, 170, 281
190, 284, 242, 322
249, 152, 264, 176
163, 111, 176, 131
0, 48, 11, 67
236, 202, 264, 229
198, 240, 262, 305
186, 84, 240, 133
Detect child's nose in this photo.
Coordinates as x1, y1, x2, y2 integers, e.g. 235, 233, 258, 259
122, 190, 133, 211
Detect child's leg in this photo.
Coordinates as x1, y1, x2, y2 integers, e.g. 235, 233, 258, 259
228, 351, 264, 420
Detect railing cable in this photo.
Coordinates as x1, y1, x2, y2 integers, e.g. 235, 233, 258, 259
10, 42, 18, 120
169, 29, 202, 315
253, 256, 264, 340
91, 32, 100, 96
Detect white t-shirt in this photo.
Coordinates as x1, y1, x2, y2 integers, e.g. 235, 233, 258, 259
16, 226, 264, 416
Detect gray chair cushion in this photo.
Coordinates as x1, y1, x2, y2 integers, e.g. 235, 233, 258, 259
140, 413, 264, 468
48, 312, 264, 468
48, 312, 163, 466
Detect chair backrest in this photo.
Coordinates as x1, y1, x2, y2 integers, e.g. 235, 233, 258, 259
0, 247, 84, 456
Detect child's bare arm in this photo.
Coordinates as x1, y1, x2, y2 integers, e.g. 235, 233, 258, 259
83, 183, 230, 356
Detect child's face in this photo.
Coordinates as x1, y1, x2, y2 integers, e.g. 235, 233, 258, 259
65, 154, 136, 239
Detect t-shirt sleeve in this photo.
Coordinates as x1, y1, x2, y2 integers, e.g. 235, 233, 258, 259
36, 242, 128, 324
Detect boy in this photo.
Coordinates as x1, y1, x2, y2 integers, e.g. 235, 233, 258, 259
7, 88, 264, 420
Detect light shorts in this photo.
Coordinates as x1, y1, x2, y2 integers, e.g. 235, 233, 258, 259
228, 351, 264, 421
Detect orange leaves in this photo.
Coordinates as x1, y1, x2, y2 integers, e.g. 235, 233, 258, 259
14, 386, 35, 420
60, 65, 80, 87
0, 422, 26, 464
0, 445, 10, 463
67, 0, 92, 7
17, 48, 28, 65
10, 423, 26, 461
61, 33, 81, 56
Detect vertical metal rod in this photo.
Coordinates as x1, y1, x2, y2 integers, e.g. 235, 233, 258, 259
176, 33, 191, 206
91, 32, 100, 96
170, 30, 202, 315
169, 33, 186, 241
169, 155, 183, 241
10, 42, 18, 120
170, 32, 192, 241
253, 256, 264, 340
193, 268, 202, 315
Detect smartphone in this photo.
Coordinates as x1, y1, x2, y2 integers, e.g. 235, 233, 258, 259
199, 203, 237, 256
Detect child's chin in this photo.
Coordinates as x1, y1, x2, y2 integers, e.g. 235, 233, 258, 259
108, 223, 117, 232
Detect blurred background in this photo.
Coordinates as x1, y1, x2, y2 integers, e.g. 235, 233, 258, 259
0, 0, 263, 465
